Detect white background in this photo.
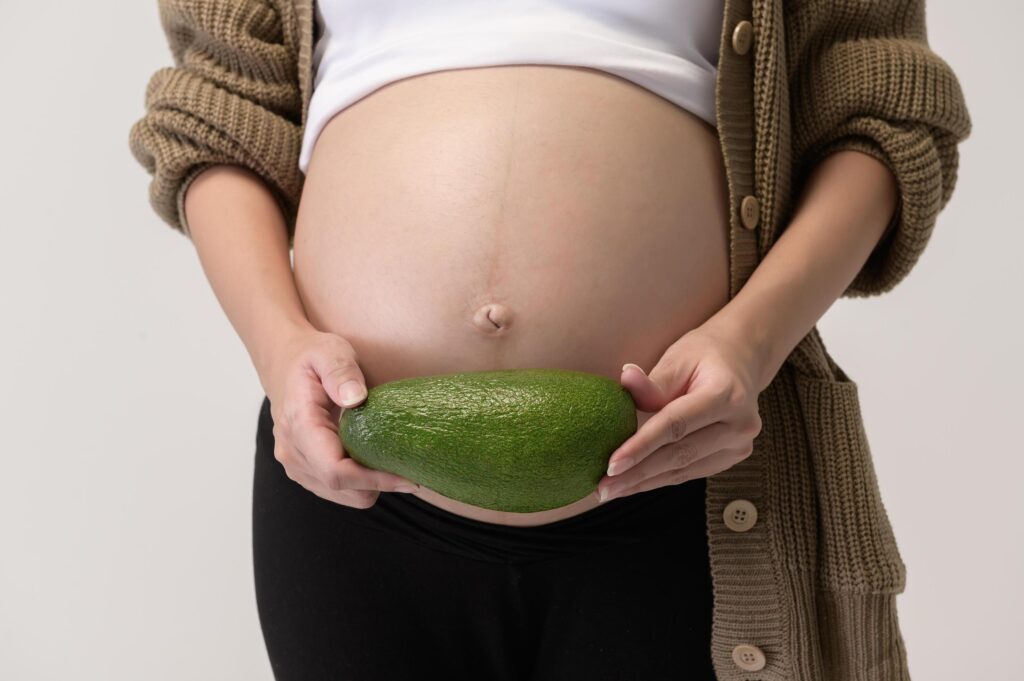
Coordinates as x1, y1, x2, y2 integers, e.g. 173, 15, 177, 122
1, 1, 1019, 678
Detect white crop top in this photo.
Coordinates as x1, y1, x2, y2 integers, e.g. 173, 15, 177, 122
299, 1, 724, 174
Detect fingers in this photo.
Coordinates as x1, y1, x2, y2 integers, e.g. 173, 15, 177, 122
334, 457, 422, 493
275, 375, 421, 495
599, 420, 731, 500
284, 464, 382, 509
291, 414, 348, 489
596, 446, 751, 502
279, 417, 419, 497
606, 387, 724, 475
282, 346, 357, 486
289, 411, 420, 493
264, 330, 424, 506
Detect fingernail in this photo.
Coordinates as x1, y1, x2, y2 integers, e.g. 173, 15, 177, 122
622, 362, 646, 376
598, 484, 621, 503
339, 380, 367, 407
395, 484, 420, 493
607, 456, 634, 476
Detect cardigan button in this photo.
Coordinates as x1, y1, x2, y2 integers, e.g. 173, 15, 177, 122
731, 20, 754, 55
723, 499, 758, 532
732, 643, 767, 672
740, 195, 760, 229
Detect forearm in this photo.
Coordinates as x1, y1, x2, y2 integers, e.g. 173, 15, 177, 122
704, 149, 899, 391
183, 164, 316, 380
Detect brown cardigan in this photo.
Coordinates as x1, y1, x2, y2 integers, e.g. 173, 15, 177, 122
128, 1, 972, 678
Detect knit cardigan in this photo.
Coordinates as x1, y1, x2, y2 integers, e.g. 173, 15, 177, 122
128, 1, 972, 679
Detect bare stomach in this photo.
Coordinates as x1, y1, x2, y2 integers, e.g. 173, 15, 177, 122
293, 64, 730, 527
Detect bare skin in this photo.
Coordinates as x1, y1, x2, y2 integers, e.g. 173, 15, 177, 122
183, 64, 896, 528
293, 65, 731, 525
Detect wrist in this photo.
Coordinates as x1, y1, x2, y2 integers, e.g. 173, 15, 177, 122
250, 315, 318, 381
700, 302, 781, 393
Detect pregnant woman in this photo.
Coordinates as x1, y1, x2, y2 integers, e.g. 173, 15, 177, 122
129, 1, 971, 679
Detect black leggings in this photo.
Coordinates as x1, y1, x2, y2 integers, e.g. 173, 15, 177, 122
252, 394, 716, 681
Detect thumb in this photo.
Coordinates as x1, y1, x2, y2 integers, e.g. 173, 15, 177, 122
620, 363, 668, 412
314, 353, 369, 409
620, 359, 687, 413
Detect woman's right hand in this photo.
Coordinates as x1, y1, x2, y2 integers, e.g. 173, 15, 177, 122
259, 327, 422, 508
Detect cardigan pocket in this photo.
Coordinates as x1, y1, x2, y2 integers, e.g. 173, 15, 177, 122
794, 373, 908, 594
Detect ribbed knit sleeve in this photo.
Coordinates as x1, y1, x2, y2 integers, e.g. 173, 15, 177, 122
128, 0, 304, 240
787, 0, 972, 298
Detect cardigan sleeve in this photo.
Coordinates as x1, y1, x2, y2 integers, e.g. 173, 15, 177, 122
787, 0, 972, 298
127, 0, 304, 240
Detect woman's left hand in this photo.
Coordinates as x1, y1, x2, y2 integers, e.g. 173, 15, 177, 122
594, 322, 767, 503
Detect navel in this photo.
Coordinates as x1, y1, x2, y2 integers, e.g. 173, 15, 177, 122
472, 302, 513, 335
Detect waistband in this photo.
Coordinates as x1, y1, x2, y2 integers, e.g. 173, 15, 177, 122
358, 474, 708, 564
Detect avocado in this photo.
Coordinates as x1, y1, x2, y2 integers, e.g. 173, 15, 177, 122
337, 368, 637, 513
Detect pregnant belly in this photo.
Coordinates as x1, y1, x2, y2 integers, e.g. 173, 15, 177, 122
293, 64, 731, 527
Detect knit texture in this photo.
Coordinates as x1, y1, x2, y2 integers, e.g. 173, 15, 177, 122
128, 0, 306, 239
127, 1, 971, 679
785, 0, 971, 298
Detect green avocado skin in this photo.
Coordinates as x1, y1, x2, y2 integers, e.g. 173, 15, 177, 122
338, 368, 637, 513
